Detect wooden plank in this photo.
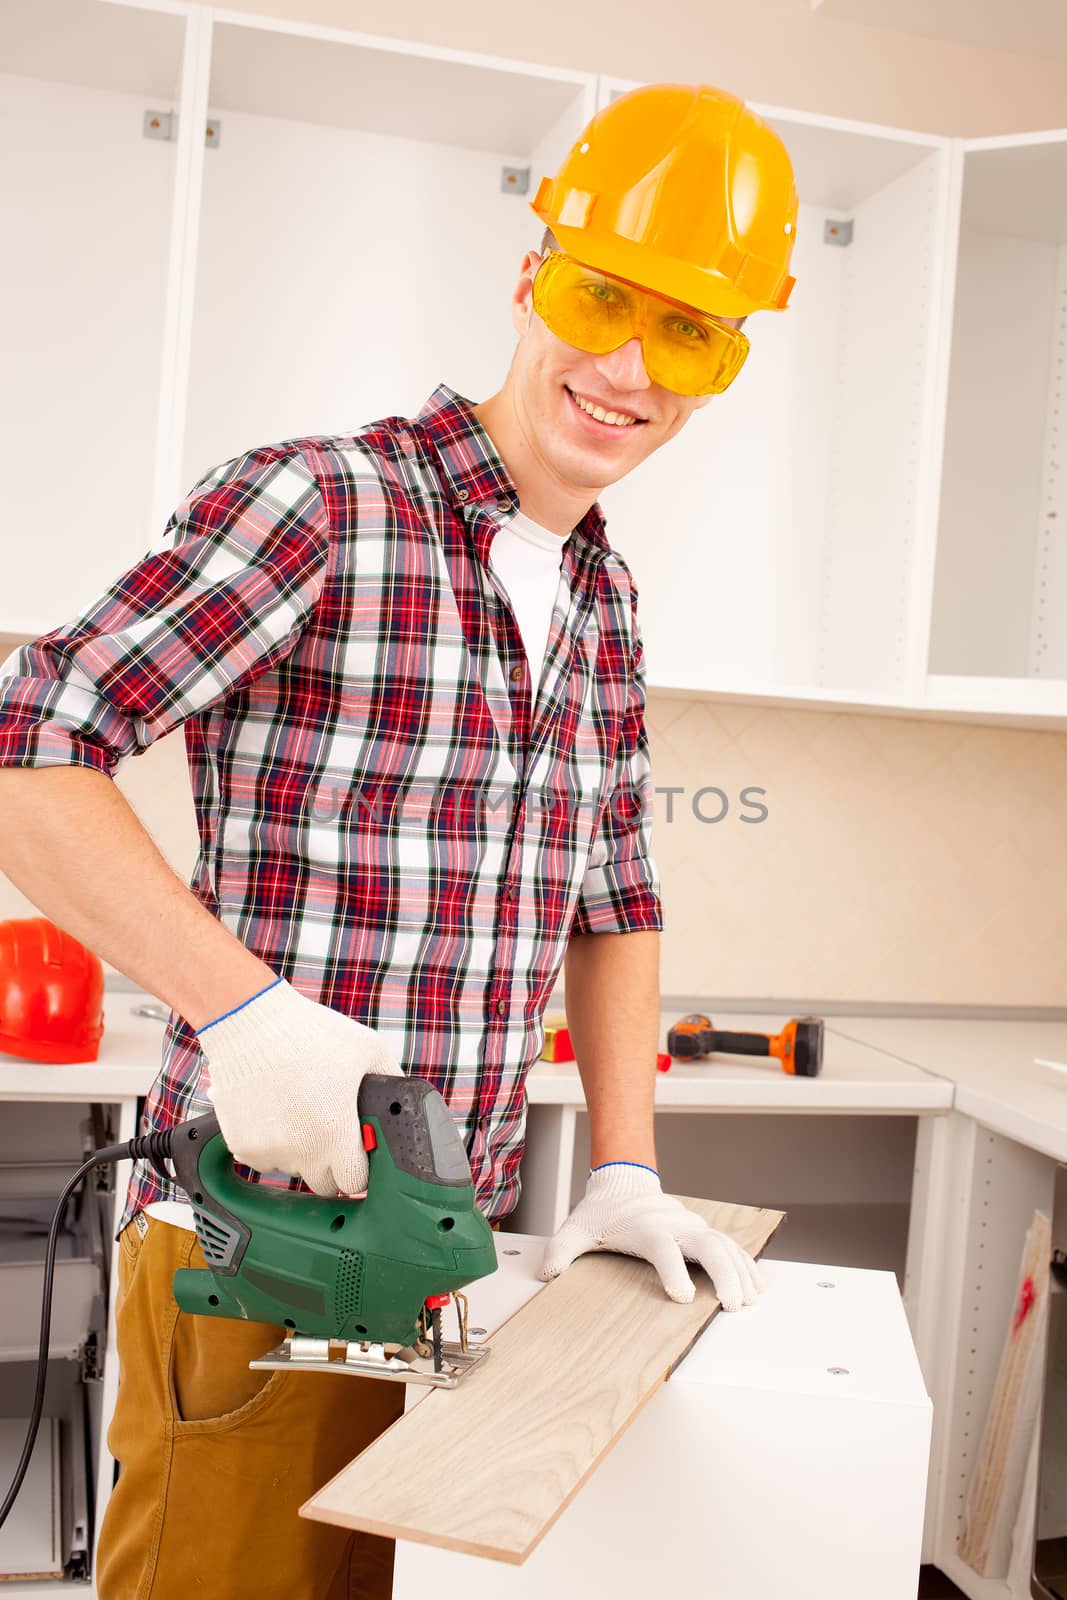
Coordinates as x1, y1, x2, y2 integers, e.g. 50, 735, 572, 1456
302, 1196, 784, 1564
959, 1208, 1052, 1576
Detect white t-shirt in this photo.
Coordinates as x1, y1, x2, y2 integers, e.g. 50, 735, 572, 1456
487, 507, 568, 708
143, 504, 567, 1235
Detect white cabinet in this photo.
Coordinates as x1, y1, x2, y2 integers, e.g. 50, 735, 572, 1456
926, 132, 1067, 721
5, 0, 1066, 725
0, 1005, 156, 1597
0, 1099, 125, 1590
394, 1257, 932, 1600
174, 16, 595, 509
0, 1, 595, 632
596, 78, 953, 709
0, 0, 186, 636
584, 1107, 919, 1272
515, 1011, 955, 1315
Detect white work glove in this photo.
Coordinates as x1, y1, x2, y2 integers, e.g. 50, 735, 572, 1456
540, 1162, 765, 1311
194, 976, 404, 1196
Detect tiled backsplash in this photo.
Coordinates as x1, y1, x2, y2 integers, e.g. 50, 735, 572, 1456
1, 688, 1064, 1006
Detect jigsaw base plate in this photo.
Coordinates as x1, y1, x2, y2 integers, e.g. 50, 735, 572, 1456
249, 1336, 490, 1389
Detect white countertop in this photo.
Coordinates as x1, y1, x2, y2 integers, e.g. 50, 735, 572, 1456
528, 1010, 952, 1113
828, 1016, 1067, 1163
0, 1000, 952, 1116
0, 996, 167, 1100
4, 1002, 1066, 1165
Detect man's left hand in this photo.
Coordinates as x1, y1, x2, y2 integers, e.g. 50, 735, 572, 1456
539, 1161, 765, 1310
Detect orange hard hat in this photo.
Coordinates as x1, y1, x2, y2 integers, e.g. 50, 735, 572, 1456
0, 918, 105, 1064
530, 83, 798, 319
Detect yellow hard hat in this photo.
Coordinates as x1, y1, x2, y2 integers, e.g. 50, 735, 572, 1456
530, 83, 799, 319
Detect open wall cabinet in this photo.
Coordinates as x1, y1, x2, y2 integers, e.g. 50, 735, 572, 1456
3, 5, 1066, 724
597, 77, 954, 712
927, 132, 1067, 723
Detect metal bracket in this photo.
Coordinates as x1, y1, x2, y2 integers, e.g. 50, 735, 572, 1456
501, 166, 530, 196
143, 111, 221, 148
824, 218, 853, 247
78, 1331, 103, 1384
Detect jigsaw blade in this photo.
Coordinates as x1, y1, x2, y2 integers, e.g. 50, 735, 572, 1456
431, 1306, 443, 1373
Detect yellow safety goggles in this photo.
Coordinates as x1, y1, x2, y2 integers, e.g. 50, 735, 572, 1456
531, 250, 750, 398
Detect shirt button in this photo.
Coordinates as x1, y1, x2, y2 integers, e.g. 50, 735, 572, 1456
496, 498, 511, 513
509, 664, 523, 681
495, 999, 506, 1016
456, 488, 469, 503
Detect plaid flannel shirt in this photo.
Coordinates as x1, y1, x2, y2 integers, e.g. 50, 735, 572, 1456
0, 384, 662, 1227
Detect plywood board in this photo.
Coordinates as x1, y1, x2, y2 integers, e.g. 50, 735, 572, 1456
302, 1196, 784, 1564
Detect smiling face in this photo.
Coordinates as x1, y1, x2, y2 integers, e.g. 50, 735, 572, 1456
471, 236, 750, 537
508, 241, 746, 500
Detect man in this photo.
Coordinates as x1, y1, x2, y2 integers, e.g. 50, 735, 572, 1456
0, 82, 797, 1599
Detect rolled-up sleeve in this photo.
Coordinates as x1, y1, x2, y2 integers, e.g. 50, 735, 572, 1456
570, 587, 663, 937
0, 448, 330, 776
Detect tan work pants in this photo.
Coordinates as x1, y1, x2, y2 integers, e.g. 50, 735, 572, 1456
96, 1214, 406, 1599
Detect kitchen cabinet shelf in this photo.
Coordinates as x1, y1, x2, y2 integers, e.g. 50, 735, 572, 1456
205, 14, 587, 153
179, 17, 594, 528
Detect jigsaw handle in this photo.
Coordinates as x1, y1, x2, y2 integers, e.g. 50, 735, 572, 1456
357, 1075, 472, 1188
164, 1079, 472, 1295
165, 1081, 470, 1201
167, 1111, 223, 1201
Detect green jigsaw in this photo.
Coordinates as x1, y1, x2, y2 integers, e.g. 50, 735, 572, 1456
154, 1073, 499, 1388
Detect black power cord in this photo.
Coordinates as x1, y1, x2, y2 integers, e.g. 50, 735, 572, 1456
0, 1127, 180, 1532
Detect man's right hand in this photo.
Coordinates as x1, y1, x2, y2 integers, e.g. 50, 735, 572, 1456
192, 977, 405, 1196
